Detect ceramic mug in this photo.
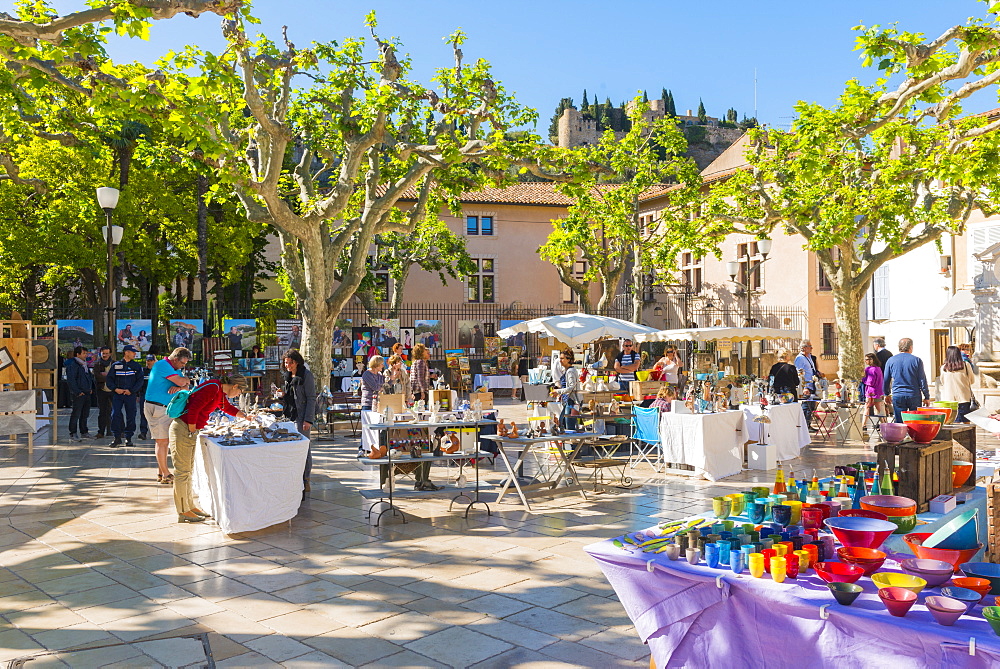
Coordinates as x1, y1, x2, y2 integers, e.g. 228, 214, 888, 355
705, 542, 720, 568
730, 550, 745, 574
794, 549, 811, 572
749, 553, 765, 578
686, 548, 700, 565
713, 497, 732, 520
749, 501, 767, 524
771, 556, 787, 583
772, 504, 792, 528
664, 544, 681, 560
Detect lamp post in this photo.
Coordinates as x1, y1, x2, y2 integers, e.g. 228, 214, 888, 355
96, 187, 122, 350
727, 239, 772, 326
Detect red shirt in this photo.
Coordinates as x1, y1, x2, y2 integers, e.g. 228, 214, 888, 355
181, 380, 238, 429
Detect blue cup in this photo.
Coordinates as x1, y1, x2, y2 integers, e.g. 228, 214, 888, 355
787, 526, 801, 537
718, 540, 733, 565
730, 550, 745, 574
738, 534, 751, 546
719, 531, 733, 540
749, 501, 767, 524
705, 542, 720, 568
791, 536, 805, 551
741, 544, 755, 558
779, 531, 791, 541
772, 505, 792, 528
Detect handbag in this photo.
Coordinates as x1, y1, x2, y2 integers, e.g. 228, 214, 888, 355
971, 395, 980, 411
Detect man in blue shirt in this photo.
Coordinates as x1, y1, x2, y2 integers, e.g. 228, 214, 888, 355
144, 347, 192, 484
615, 339, 641, 383
882, 337, 930, 422
106, 344, 145, 447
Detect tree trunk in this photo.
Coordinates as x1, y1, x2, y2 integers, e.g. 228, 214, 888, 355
197, 174, 210, 338
388, 263, 411, 320
631, 246, 644, 324
832, 285, 865, 381
356, 290, 380, 321
596, 268, 624, 316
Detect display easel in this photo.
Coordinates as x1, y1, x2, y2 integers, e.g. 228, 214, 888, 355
0, 317, 37, 446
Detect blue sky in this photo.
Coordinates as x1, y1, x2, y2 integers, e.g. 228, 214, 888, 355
53, 0, 998, 129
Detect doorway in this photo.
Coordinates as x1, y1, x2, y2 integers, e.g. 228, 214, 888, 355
931, 329, 950, 380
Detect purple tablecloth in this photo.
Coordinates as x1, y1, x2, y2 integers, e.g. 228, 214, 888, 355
586, 538, 1000, 668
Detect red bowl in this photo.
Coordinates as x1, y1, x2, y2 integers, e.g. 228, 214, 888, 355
904, 532, 984, 573
838, 509, 889, 521
815, 560, 864, 584
879, 586, 918, 617
825, 516, 897, 550
952, 461, 974, 488
904, 420, 941, 443
837, 547, 887, 576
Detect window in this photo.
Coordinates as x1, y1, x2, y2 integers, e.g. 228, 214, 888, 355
466, 215, 494, 236
372, 269, 391, 303
822, 322, 838, 358
817, 249, 839, 292
680, 252, 703, 293
870, 264, 889, 320
736, 242, 761, 290
468, 258, 495, 303
562, 260, 587, 303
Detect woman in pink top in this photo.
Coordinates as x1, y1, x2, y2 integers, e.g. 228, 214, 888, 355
862, 353, 886, 422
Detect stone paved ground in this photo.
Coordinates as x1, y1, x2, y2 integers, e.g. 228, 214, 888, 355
1, 400, 993, 667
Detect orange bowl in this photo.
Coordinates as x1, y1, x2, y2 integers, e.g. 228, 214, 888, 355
861, 495, 918, 518
953, 577, 991, 599
952, 461, 974, 488
905, 420, 941, 443
919, 406, 954, 423
904, 532, 984, 573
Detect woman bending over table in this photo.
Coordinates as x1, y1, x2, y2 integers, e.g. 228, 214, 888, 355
170, 374, 248, 523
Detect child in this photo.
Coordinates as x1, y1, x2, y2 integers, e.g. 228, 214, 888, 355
650, 385, 676, 411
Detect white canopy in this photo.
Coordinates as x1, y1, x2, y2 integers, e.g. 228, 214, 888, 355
634, 326, 801, 343
496, 312, 659, 347
933, 289, 975, 329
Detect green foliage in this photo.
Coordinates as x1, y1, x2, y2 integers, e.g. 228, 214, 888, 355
697, 99, 707, 124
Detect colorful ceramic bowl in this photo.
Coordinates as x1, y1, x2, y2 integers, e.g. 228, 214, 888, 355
904, 533, 984, 573
952, 577, 991, 600
838, 509, 889, 521
900, 558, 956, 587
904, 420, 941, 443
885, 514, 918, 535
952, 461, 974, 488
827, 582, 863, 606
860, 495, 917, 518
879, 422, 909, 443
925, 405, 956, 423
814, 561, 864, 584
925, 595, 968, 626
914, 407, 951, 424
941, 586, 983, 609
836, 547, 886, 576
872, 571, 927, 595
878, 587, 917, 617
824, 516, 896, 550
903, 411, 946, 426
959, 562, 1000, 595
925, 507, 980, 550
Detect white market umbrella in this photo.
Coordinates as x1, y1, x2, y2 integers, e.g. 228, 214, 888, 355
634, 326, 800, 343
496, 312, 660, 347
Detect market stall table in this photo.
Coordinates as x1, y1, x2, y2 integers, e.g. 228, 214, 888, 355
586, 535, 1000, 667
472, 374, 522, 391
482, 432, 598, 511
658, 410, 745, 481
740, 402, 810, 462
192, 422, 309, 534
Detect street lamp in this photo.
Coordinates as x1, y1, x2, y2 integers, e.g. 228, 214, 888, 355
727, 239, 772, 326
97, 187, 122, 350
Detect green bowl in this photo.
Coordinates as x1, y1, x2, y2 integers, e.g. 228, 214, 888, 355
987, 613, 1000, 637
886, 514, 919, 535
902, 411, 946, 426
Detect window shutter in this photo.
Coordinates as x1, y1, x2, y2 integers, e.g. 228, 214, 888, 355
871, 265, 889, 321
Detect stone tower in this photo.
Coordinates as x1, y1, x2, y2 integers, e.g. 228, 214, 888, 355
557, 107, 601, 148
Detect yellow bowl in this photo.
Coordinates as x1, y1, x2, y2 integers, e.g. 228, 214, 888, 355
636, 370, 651, 382
872, 572, 927, 595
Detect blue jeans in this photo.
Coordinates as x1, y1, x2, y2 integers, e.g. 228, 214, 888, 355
111, 393, 137, 438
892, 393, 922, 423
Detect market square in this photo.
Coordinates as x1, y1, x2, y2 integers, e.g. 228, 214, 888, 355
4, 1, 1000, 667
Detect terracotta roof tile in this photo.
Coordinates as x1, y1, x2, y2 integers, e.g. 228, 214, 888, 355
398, 182, 677, 207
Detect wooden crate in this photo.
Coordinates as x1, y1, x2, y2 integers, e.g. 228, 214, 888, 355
939, 424, 976, 464
874, 440, 952, 513
628, 381, 664, 400
469, 392, 494, 409
430, 389, 452, 411
988, 476, 1000, 563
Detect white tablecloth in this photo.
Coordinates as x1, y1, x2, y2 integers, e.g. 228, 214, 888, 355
473, 374, 522, 390
658, 410, 745, 481
192, 422, 309, 534
740, 403, 810, 462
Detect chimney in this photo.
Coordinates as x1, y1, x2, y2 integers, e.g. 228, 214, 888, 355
687, 109, 693, 116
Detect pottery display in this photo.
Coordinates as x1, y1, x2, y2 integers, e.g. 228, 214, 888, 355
951, 577, 991, 601
836, 547, 886, 577
904, 533, 983, 572
904, 420, 941, 443
959, 562, 1000, 595
872, 571, 927, 595
828, 582, 863, 606
941, 586, 983, 609
878, 422, 909, 443
902, 410, 946, 426
925, 596, 967, 626
824, 516, 896, 550
899, 558, 955, 588
878, 587, 917, 617
952, 461, 974, 488
924, 508, 979, 550
814, 561, 864, 584
860, 495, 917, 517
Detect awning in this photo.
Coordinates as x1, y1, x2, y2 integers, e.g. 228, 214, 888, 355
933, 290, 975, 328
634, 326, 800, 343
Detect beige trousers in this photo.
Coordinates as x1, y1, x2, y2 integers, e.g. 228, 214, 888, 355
169, 418, 198, 514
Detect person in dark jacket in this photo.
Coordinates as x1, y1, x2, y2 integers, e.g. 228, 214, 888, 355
106, 345, 145, 448
66, 346, 95, 441
92, 347, 114, 439
283, 349, 317, 491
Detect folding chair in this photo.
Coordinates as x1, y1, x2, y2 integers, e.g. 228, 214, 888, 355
629, 406, 662, 472
811, 401, 837, 440
865, 412, 889, 440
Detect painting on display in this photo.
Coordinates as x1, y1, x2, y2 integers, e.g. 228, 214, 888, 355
333, 357, 353, 376
370, 318, 400, 349
352, 327, 376, 357
56, 320, 94, 356
445, 349, 463, 369
116, 319, 153, 353
168, 319, 203, 354
498, 320, 526, 348
399, 328, 415, 351
332, 318, 352, 348
264, 345, 281, 369
276, 319, 302, 350
222, 319, 257, 352
457, 320, 486, 352
237, 357, 266, 377
414, 320, 441, 349
484, 337, 502, 358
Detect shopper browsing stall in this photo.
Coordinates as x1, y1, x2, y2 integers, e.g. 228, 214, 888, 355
170, 373, 248, 523
552, 348, 581, 430
361, 356, 386, 410
283, 349, 316, 491
409, 343, 430, 403
384, 354, 413, 405
939, 345, 976, 423
145, 348, 192, 485
92, 346, 113, 439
